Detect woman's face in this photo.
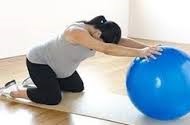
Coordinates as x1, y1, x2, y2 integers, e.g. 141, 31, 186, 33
91, 28, 103, 41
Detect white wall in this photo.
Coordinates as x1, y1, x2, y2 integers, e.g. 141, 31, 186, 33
128, 0, 190, 43
0, 0, 129, 59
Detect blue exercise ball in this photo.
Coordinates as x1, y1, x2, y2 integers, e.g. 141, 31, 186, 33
126, 46, 190, 120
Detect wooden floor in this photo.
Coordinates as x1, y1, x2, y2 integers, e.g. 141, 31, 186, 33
0, 39, 190, 125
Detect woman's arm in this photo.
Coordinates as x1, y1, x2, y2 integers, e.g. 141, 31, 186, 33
64, 27, 141, 57
118, 37, 149, 49
64, 27, 161, 58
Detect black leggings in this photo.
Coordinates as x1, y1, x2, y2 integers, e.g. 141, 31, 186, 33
26, 58, 84, 105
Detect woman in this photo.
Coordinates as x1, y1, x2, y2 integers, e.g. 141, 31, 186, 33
10, 15, 162, 105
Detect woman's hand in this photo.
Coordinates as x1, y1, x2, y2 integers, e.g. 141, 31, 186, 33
139, 46, 163, 60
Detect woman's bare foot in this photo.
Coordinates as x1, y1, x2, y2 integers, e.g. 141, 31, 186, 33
10, 89, 29, 99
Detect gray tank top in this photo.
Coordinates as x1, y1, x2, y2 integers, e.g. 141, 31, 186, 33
26, 33, 96, 78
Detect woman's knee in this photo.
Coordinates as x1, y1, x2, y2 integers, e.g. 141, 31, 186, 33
46, 92, 62, 105
73, 86, 84, 92
27, 87, 62, 105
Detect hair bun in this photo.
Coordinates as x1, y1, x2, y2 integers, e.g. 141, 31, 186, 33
98, 15, 107, 24
85, 15, 107, 26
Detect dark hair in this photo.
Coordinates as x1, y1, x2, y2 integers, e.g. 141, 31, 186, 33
79, 15, 121, 44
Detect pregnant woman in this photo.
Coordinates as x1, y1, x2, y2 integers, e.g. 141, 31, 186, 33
9, 15, 162, 105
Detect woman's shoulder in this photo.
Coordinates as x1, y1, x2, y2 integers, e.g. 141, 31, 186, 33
59, 23, 86, 44
66, 22, 85, 30
63, 23, 89, 39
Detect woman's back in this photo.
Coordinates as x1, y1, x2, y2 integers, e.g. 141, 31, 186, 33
27, 33, 96, 78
